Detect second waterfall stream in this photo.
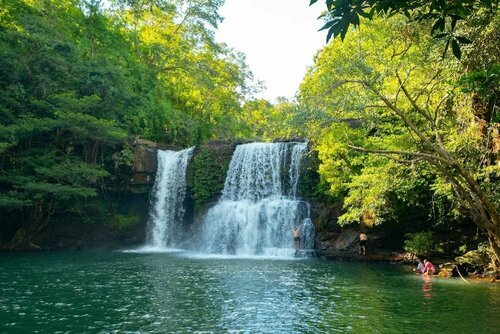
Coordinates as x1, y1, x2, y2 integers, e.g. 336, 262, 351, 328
199, 142, 315, 256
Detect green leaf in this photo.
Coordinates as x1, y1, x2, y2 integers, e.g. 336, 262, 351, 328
451, 17, 458, 31
319, 20, 336, 31
326, 21, 344, 42
350, 12, 360, 26
451, 39, 462, 59
433, 33, 448, 39
326, 25, 336, 43
456, 36, 472, 44
442, 38, 450, 59
340, 23, 349, 41
431, 18, 445, 35
309, 0, 318, 5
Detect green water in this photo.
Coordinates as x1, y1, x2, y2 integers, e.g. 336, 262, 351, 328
0, 252, 498, 333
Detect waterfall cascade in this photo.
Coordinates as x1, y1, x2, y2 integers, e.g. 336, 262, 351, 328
145, 147, 194, 250
200, 142, 315, 256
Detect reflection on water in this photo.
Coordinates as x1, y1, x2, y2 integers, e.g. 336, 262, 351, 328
0, 252, 499, 333
142, 255, 319, 333
421, 274, 433, 301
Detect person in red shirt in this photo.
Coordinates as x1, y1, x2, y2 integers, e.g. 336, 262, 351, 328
423, 259, 436, 275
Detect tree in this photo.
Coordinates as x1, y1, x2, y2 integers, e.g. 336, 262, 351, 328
309, 0, 498, 59
240, 98, 299, 141
299, 17, 500, 267
0, 0, 256, 249
110, 0, 255, 144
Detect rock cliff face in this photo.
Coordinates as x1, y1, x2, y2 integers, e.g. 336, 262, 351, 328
130, 138, 158, 188
112, 139, 353, 254
3, 138, 355, 253
2, 139, 161, 251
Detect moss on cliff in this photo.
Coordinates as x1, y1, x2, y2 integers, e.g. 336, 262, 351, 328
297, 149, 322, 199
187, 143, 235, 209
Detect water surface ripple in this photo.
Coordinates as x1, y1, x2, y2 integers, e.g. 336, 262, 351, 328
0, 252, 499, 333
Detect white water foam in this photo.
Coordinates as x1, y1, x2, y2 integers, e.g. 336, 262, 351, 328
200, 142, 315, 256
122, 246, 185, 254
141, 147, 194, 250
178, 249, 301, 261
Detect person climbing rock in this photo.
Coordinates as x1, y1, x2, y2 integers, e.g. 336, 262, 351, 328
292, 227, 301, 251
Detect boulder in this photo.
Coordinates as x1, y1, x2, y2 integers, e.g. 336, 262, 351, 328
129, 138, 159, 188
132, 143, 157, 175
331, 228, 359, 250
455, 250, 490, 268
437, 263, 456, 278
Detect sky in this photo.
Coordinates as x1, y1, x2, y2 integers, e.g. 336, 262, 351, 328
214, 0, 326, 102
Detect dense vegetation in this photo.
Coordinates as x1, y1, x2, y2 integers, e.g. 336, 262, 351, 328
299, 3, 498, 268
0, 0, 254, 249
0, 0, 498, 271
187, 143, 234, 209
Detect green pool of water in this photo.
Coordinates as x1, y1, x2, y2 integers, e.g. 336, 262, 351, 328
0, 251, 498, 333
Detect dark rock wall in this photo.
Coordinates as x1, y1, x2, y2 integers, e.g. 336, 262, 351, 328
1, 138, 352, 252
34, 192, 149, 250
129, 138, 158, 191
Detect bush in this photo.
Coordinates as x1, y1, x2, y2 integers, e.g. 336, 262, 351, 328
404, 231, 441, 256
110, 214, 140, 229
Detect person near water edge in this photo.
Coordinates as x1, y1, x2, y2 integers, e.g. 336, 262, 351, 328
359, 232, 367, 255
292, 227, 301, 251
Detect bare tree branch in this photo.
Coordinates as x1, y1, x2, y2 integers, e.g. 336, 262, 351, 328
414, 69, 443, 103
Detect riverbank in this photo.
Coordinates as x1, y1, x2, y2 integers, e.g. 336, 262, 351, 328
318, 248, 500, 282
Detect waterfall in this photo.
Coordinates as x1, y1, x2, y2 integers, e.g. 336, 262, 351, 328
200, 142, 315, 256
146, 147, 194, 250
289, 143, 307, 198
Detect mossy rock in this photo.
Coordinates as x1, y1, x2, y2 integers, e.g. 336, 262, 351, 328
186, 142, 235, 209
297, 149, 322, 199
455, 250, 490, 268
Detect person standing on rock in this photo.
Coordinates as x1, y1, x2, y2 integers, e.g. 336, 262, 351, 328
359, 232, 368, 255
292, 227, 301, 251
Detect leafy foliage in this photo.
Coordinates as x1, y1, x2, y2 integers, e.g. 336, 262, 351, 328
309, 0, 498, 58
404, 231, 442, 256
0, 0, 256, 248
297, 14, 499, 264
187, 144, 234, 208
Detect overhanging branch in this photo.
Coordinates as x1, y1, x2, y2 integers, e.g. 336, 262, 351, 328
347, 145, 452, 164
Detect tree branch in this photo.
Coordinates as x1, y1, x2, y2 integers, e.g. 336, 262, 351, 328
396, 71, 448, 151
347, 145, 452, 164
414, 69, 443, 103
396, 71, 434, 124
328, 79, 499, 230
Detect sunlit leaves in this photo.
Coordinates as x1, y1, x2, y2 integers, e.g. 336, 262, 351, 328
0, 0, 256, 233
310, 0, 498, 59
298, 16, 483, 227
